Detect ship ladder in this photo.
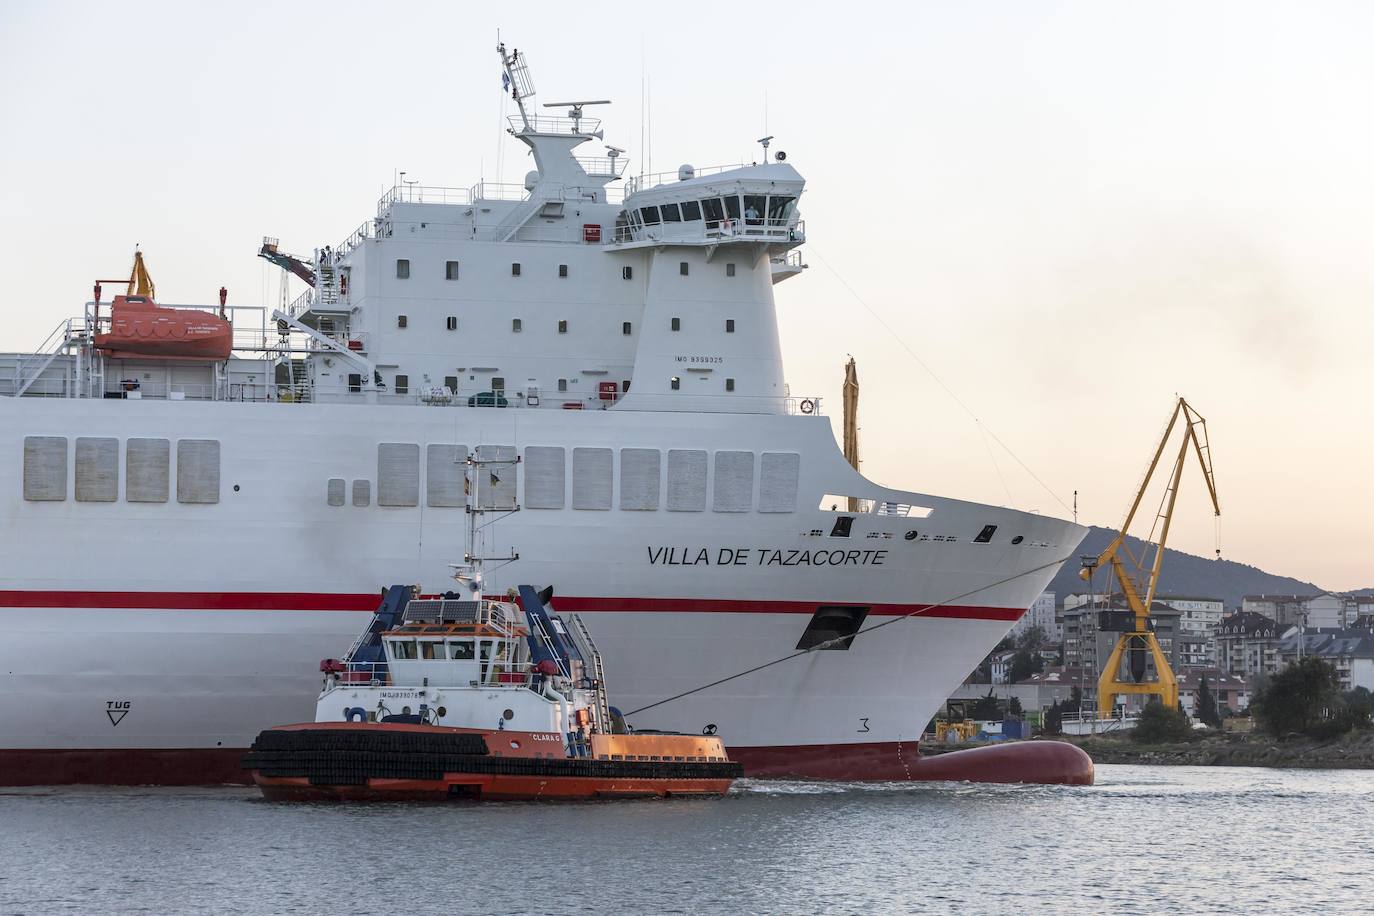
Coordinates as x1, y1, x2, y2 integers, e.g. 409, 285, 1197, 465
567, 613, 612, 733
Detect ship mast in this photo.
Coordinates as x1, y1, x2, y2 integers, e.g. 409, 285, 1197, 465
451, 449, 521, 599
497, 42, 537, 132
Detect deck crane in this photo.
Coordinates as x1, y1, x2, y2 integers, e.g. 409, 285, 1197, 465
257, 237, 316, 288
1084, 396, 1220, 718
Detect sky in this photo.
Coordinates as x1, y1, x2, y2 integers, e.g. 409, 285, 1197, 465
2, 1, 1371, 590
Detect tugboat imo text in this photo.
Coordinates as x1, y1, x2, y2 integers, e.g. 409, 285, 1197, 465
647, 546, 888, 567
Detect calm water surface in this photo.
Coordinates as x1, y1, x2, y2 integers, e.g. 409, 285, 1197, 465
1, 765, 1370, 915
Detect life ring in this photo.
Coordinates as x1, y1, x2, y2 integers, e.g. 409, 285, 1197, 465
344, 707, 367, 722
799, 398, 815, 414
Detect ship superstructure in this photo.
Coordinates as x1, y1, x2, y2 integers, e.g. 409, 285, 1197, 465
0, 45, 1085, 784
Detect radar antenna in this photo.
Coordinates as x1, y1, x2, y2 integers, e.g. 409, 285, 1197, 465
543, 100, 611, 135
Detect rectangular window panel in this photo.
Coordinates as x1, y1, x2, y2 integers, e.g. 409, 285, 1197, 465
681, 200, 701, 221
396, 259, 410, 279
126, 438, 169, 503
713, 450, 754, 513
177, 439, 221, 504
377, 443, 420, 506
426, 444, 466, 507
475, 445, 517, 510
352, 479, 371, 507
327, 477, 346, 507
666, 449, 707, 512
622, 265, 633, 280
572, 447, 613, 510
524, 446, 566, 509
758, 452, 800, 513
394, 375, 409, 395
446, 260, 460, 280
75, 437, 118, 502
23, 436, 67, 501
661, 202, 681, 222
619, 448, 660, 511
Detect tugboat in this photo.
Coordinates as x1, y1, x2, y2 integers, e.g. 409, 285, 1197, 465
242, 450, 741, 801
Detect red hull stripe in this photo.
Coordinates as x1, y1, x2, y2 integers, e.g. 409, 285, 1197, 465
0, 591, 1022, 621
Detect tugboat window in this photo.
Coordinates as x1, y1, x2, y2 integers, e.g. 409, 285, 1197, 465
420, 640, 443, 660
796, 605, 870, 651
448, 640, 475, 660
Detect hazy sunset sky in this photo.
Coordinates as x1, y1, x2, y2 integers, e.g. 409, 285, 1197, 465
2, 1, 1371, 589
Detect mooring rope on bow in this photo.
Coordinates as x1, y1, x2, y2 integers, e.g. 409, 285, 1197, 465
623, 551, 1076, 718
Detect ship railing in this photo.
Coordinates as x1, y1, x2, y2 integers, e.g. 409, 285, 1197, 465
624, 163, 750, 196
335, 220, 375, 259
508, 114, 601, 136
618, 217, 804, 246
575, 156, 628, 179
377, 184, 475, 212
329, 661, 390, 686
469, 181, 531, 202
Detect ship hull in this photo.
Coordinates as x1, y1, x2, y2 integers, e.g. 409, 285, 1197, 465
0, 399, 1085, 784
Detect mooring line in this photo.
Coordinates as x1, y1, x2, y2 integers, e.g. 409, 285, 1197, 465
623, 552, 1075, 718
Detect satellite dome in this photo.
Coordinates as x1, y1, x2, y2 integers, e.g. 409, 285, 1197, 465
524, 170, 540, 191
678, 164, 695, 181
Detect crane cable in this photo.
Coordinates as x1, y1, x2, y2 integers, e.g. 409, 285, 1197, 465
807, 245, 1072, 516
623, 550, 1076, 718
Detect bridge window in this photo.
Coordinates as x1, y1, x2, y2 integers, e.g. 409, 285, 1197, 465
724, 196, 741, 221
639, 206, 661, 225
511, 262, 521, 277
767, 196, 796, 221
681, 200, 701, 221
744, 195, 767, 224
622, 321, 632, 335
702, 198, 724, 227
661, 202, 681, 222
396, 259, 410, 279
390, 639, 417, 660
622, 265, 633, 280
446, 260, 460, 280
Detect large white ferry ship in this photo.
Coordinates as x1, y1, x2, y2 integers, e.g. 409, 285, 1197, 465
0, 46, 1085, 784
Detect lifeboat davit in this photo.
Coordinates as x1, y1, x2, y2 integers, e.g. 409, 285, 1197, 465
94, 294, 233, 361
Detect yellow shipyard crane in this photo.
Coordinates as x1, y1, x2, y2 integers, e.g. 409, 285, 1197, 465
1084, 397, 1220, 717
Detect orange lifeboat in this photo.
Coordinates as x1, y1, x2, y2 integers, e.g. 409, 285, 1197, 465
93, 250, 233, 361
